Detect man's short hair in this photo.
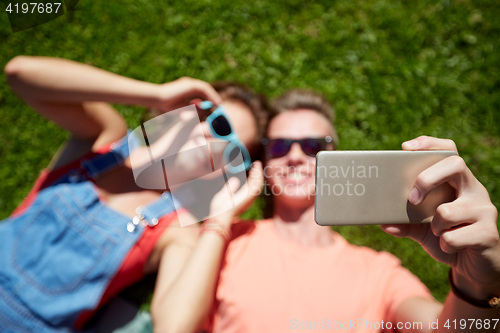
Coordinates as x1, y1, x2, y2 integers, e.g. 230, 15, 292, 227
270, 89, 339, 146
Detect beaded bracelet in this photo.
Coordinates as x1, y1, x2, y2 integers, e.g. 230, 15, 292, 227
201, 219, 232, 243
449, 270, 500, 308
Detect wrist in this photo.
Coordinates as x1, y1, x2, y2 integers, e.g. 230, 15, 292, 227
450, 269, 500, 308
149, 84, 165, 109
452, 271, 488, 299
130, 82, 162, 109
211, 212, 234, 228
201, 216, 233, 242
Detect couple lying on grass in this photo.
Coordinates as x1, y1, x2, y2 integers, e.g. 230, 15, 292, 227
1, 56, 499, 333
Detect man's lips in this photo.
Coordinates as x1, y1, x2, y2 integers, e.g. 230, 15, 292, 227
280, 171, 312, 185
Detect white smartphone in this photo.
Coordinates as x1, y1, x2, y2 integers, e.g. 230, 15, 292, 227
314, 150, 457, 226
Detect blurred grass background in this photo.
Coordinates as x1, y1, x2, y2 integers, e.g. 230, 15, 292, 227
1, 0, 499, 304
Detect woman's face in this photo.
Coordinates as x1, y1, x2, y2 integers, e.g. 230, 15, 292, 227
137, 100, 257, 187
265, 109, 333, 207
170, 99, 257, 180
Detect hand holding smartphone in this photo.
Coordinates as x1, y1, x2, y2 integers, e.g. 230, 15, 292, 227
314, 150, 457, 225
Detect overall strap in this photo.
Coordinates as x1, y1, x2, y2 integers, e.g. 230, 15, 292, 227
127, 192, 181, 233
75, 132, 182, 233
80, 131, 140, 179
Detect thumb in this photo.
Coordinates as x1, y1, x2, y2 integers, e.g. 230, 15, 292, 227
230, 162, 264, 214
247, 161, 264, 197
380, 224, 411, 238
381, 223, 431, 245
382, 223, 455, 265
226, 177, 241, 194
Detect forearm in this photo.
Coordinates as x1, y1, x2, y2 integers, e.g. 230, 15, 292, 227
394, 291, 498, 333
151, 214, 232, 333
435, 292, 500, 333
432, 266, 500, 332
4, 56, 161, 108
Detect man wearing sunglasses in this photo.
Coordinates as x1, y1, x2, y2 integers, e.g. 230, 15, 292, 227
262, 136, 335, 159
154, 89, 500, 333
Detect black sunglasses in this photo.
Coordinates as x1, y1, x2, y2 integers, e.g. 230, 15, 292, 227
262, 136, 334, 159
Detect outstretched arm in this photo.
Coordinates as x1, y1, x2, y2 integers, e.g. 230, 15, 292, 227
4, 56, 222, 163
4, 56, 222, 114
150, 162, 264, 333
4, 56, 153, 143
383, 136, 500, 332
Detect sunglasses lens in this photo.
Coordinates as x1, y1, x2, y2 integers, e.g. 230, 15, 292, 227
211, 115, 232, 137
301, 139, 326, 156
228, 145, 243, 167
267, 139, 290, 158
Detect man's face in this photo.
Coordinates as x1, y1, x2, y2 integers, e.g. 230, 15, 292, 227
265, 109, 334, 207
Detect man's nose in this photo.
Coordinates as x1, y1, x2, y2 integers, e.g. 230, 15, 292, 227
287, 142, 306, 162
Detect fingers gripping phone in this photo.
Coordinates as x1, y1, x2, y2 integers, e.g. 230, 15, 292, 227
314, 150, 457, 226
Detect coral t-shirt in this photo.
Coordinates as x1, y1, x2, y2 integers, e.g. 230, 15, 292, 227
210, 220, 434, 333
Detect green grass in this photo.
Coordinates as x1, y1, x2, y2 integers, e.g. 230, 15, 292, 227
1, 0, 499, 304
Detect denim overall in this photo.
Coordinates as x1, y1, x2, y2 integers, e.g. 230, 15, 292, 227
0, 135, 178, 332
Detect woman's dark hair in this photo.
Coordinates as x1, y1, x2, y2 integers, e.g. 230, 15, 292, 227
211, 81, 269, 157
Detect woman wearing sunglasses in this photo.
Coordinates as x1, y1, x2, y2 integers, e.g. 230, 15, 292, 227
1, 56, 268, 332
153, 89, 500, 332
